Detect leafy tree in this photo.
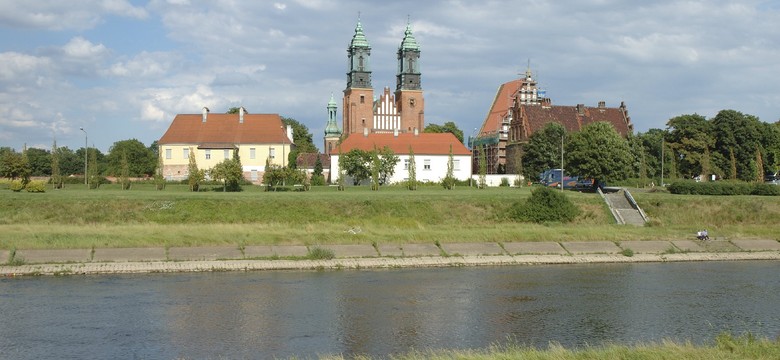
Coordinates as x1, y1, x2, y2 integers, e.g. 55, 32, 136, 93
755, 147, 765, 182
282, 117, 317, 169
120, 152, 131, 190
1, 149, 31, 184
26, 148, 51, 176
370, 150, 380, 191
478, 145, 487, 189
424, 121, 464, 143
376, 146, 399, 185
226, 107, 241, 114
57, 147, 82, 176
148, 140, 159, 158
187, 147, 203, 192
566, 122, 632, 186
51, 140, 63, 189
407, 146, 417, 190
106, 139, 156, 177
521, 123, 565, 181
336, 145, 345, 191
211, 148, 244, 192
666, 114, 713, 179
341, 149, 372, 185
76, 147, 107, 176
442, 144, 456, 190
311, 156, 325, 186
88, 148, 100, 189
154, 150, 165, 190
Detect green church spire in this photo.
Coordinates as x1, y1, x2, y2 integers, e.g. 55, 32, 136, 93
324, 93, 341, 137
399, 19, 419, 51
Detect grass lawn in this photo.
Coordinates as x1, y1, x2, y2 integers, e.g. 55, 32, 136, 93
1, 182, 779, 250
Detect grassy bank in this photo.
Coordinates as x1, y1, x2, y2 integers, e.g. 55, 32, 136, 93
317, 333, 780, 360
1, 184, 779, 250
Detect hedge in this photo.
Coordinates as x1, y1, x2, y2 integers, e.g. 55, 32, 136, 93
668, 180, 780, 196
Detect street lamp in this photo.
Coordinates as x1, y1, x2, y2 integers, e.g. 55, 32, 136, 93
80, 127, 87, 186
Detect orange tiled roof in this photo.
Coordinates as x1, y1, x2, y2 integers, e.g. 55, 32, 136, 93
296, 153, 331, 168
337, 133, 470, 155
158, 113, 288, 145
479, 79, 522, 136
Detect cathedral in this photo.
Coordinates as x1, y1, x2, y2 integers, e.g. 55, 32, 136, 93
324, 19, 425, 154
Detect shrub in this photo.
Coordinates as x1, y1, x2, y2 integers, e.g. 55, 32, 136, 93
10, 180, 24, 192
508, 186, 580, 223
307, 247, 335, 260
25, 180, 46, 193
499, 177, 510, 187
668, 180, 780, 196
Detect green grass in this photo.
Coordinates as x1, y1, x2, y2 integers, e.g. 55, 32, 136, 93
315, 333, 780, 360
1, 184, 779, 250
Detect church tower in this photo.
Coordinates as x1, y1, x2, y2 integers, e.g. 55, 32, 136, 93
343, 19, 374, 136
395, 20, 424, 133
324, 94, 341, 155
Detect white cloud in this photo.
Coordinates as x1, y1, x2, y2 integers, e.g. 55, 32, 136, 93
62, 37, 109, 59
0, 52, 53, 82
103, 52, 178, 78
274, 3, 287, 10
0, 0, 147, 30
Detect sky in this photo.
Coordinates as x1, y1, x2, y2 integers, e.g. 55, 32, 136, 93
1, 0, 779, 153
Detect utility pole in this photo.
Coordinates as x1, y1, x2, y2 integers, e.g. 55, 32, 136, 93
80, 127, 87, 187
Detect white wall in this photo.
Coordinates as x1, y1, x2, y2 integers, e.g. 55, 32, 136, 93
330, 154, 473, 185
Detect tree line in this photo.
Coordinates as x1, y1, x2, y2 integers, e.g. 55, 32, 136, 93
518, 109, 780, 186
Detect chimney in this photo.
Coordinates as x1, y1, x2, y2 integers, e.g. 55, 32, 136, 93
414, 128, 419, 136
202, 107, 209, 122
363, 127, 369, 137
393, 128, 399, 137
286, 125, 293, 143
598, 101, 605, 108
576, 104, 585, 115
239, 106, 245, 123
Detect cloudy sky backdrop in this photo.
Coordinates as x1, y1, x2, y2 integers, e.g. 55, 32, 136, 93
1, 0, 778, 152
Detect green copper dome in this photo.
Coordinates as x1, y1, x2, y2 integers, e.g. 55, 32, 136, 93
350, 20, 370, 49
324, 94, 341, 137
399, 22, 419, 51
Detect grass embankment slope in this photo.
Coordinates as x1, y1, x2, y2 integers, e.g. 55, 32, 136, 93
318, 334, 780, 360
1, 184, 779, 250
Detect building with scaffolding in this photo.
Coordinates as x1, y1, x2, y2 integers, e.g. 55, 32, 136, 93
471, 68, 633, 174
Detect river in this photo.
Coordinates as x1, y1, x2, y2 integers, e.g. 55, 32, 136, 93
1, 261, 778, 359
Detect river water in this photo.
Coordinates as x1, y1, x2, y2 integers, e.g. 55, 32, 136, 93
1, 261, 778, 359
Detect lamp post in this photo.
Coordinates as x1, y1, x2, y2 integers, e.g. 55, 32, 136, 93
470, 127, 477, 187
281, 125, 286, 186
80, 127, 87, 186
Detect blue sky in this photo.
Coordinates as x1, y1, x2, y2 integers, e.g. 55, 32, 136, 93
1, 0, 779, 153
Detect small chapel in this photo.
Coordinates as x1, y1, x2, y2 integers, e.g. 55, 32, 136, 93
323, 19, 425, 154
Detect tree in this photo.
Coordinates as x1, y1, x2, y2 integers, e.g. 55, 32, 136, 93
341, 149, 372, 185
566, 122, 632, 186
370, 150, 380, 191
311, 156, 326, 186
26, 148, 51, 176
424, 121, 464, 143
51, 140, 63, 189
212, 148, 245, 192
376, 146, 399, 185
88, 148, 100, 189
281, 117, 317, 169
58, 147, 82, 176
106, 139, 156, 177
154, 149, 165, 190
1, 149, 31, 184
407, 146, 417, 190
521, 123, 566, 181
666, 114, 713, 179
148, 140, 159, 158
756, 147, 765, 182
442, 144, 456, 190
120, 152, 131, 190
187, 147, 203, 192
710, 110, 763, 181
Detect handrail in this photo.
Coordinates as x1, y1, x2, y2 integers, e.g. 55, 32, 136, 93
598, 187, 624, 224
623, 189, 649, 223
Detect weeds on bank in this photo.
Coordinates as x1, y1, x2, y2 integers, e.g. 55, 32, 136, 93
307, 247, 335, 260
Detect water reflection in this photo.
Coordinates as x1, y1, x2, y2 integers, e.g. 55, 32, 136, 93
1, 261, 779, 359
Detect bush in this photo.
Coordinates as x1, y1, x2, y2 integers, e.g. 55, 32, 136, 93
668, 180, 780, 196
25, 180, 46, 193
499, 177, 510, 187
10, 180, 25, 192
508, 186, 580, 223
307, 247, 335, 260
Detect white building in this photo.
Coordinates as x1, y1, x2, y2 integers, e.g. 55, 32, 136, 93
330, 131, 472, 185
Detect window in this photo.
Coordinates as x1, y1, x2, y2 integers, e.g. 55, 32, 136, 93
165, 149, 172, 160
205, 149, 211, 160
250, 148, 256, 159
251, 170, 258, 181
183, 148, 189, 159
360, 95, 365, 104
404, 159, 410, 170
424, 159, 431, 170
224, 149, 229, 159
270, 148, 276, 159
453, 160, 460, 171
